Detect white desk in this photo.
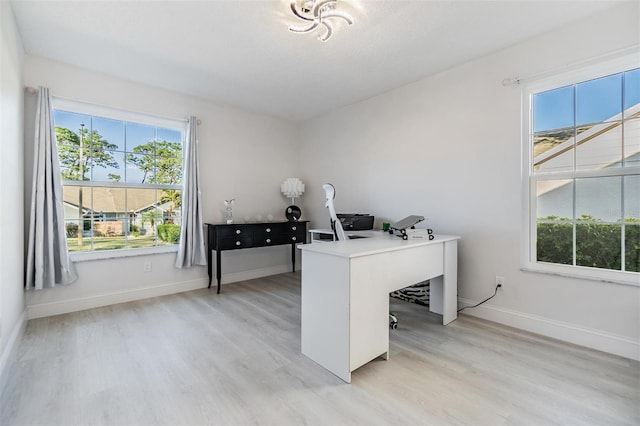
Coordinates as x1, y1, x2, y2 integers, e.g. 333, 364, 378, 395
298, 231, 460, 383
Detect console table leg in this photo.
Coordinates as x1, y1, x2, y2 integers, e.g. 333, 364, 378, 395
207, 248, 213, 289
291, 243, 296, 272
216, 249, 222, 294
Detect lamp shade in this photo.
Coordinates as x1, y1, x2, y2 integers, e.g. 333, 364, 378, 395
281, 178, 305, 199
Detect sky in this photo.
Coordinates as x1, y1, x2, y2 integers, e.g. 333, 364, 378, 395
533, 68, 640, 133
53, 110, 182, 183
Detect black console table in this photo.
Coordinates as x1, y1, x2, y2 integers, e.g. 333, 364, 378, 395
206, 221, 308, 294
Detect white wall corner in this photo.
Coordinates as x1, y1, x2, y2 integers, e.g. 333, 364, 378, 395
457, 297, 639, 361
0, 308, 27, 397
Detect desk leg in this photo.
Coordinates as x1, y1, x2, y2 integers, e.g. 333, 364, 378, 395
430, 240, 458, 325
301, 251, 352, 383
216, 249, 222, 294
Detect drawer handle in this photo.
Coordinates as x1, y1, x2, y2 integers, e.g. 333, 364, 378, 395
291, 226, 297, 231
235, 241, 241, 246
291, 236, 297, 241
266, 238, 271, 243
236, 229, 241, 235
266, 228, 271, 233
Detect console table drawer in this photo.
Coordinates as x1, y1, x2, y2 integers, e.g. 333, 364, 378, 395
286, 223, 303, 233
286, 232, 305, 243
286, 223, 306, 243
253, 223, 286, 239
253, 234, 285, 245
216, 226, 253, 238
219, 237, 253, 250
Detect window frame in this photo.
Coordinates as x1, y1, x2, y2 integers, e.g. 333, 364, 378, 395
520, 54, 640, 286
52, 98, 186, 261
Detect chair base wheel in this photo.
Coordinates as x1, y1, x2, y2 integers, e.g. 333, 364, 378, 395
389, 313, 398, 329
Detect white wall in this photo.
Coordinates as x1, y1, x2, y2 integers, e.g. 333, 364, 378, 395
298, 3, 640, 359
0, 0, 26, 391
23, 56, 301, 318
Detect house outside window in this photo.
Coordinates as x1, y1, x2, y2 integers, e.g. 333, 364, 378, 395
53, 99, 184, 259
523, 56, 640, 285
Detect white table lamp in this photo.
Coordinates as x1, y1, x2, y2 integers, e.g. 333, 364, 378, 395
281, 178, 305, 221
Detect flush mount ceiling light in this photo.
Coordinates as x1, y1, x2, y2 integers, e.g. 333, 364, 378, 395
288, 0, 354, 42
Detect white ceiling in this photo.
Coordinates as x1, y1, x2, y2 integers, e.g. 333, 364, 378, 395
10, 0, 627, 122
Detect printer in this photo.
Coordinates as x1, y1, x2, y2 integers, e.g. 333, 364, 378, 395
337, 214, 374, 231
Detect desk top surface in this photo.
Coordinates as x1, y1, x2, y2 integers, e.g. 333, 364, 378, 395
299, 230, 459, 259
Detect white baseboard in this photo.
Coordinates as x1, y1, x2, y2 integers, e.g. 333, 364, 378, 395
27, 264, 296, 320
0, 308, 27, 396
27, 278, 208, 320
457, 297, 639, 361
221, 264, 296, 286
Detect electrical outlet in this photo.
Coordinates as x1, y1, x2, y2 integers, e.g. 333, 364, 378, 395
143, 261, 152, 272
496, 276, 505, 289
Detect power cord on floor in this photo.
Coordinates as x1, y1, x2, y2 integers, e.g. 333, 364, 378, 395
457, 284, 501, 313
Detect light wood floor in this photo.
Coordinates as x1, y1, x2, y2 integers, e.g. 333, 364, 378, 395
2, 272, 638, 425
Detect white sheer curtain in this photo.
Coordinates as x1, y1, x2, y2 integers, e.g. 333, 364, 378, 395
25, 86, 77, 289
175, 116, 206, 268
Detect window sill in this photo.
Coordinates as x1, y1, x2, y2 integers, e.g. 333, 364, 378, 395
521, 263, 640, 287
70, 245, 178, 262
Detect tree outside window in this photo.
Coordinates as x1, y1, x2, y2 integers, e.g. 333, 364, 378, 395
54, 109, 184, 253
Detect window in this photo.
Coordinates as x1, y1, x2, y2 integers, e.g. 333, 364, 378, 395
523, 57, 640, 285
53, 100, 185, 258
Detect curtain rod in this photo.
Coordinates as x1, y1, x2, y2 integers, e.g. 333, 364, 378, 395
502, 45, 639, 87
23, 86, 201, 125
